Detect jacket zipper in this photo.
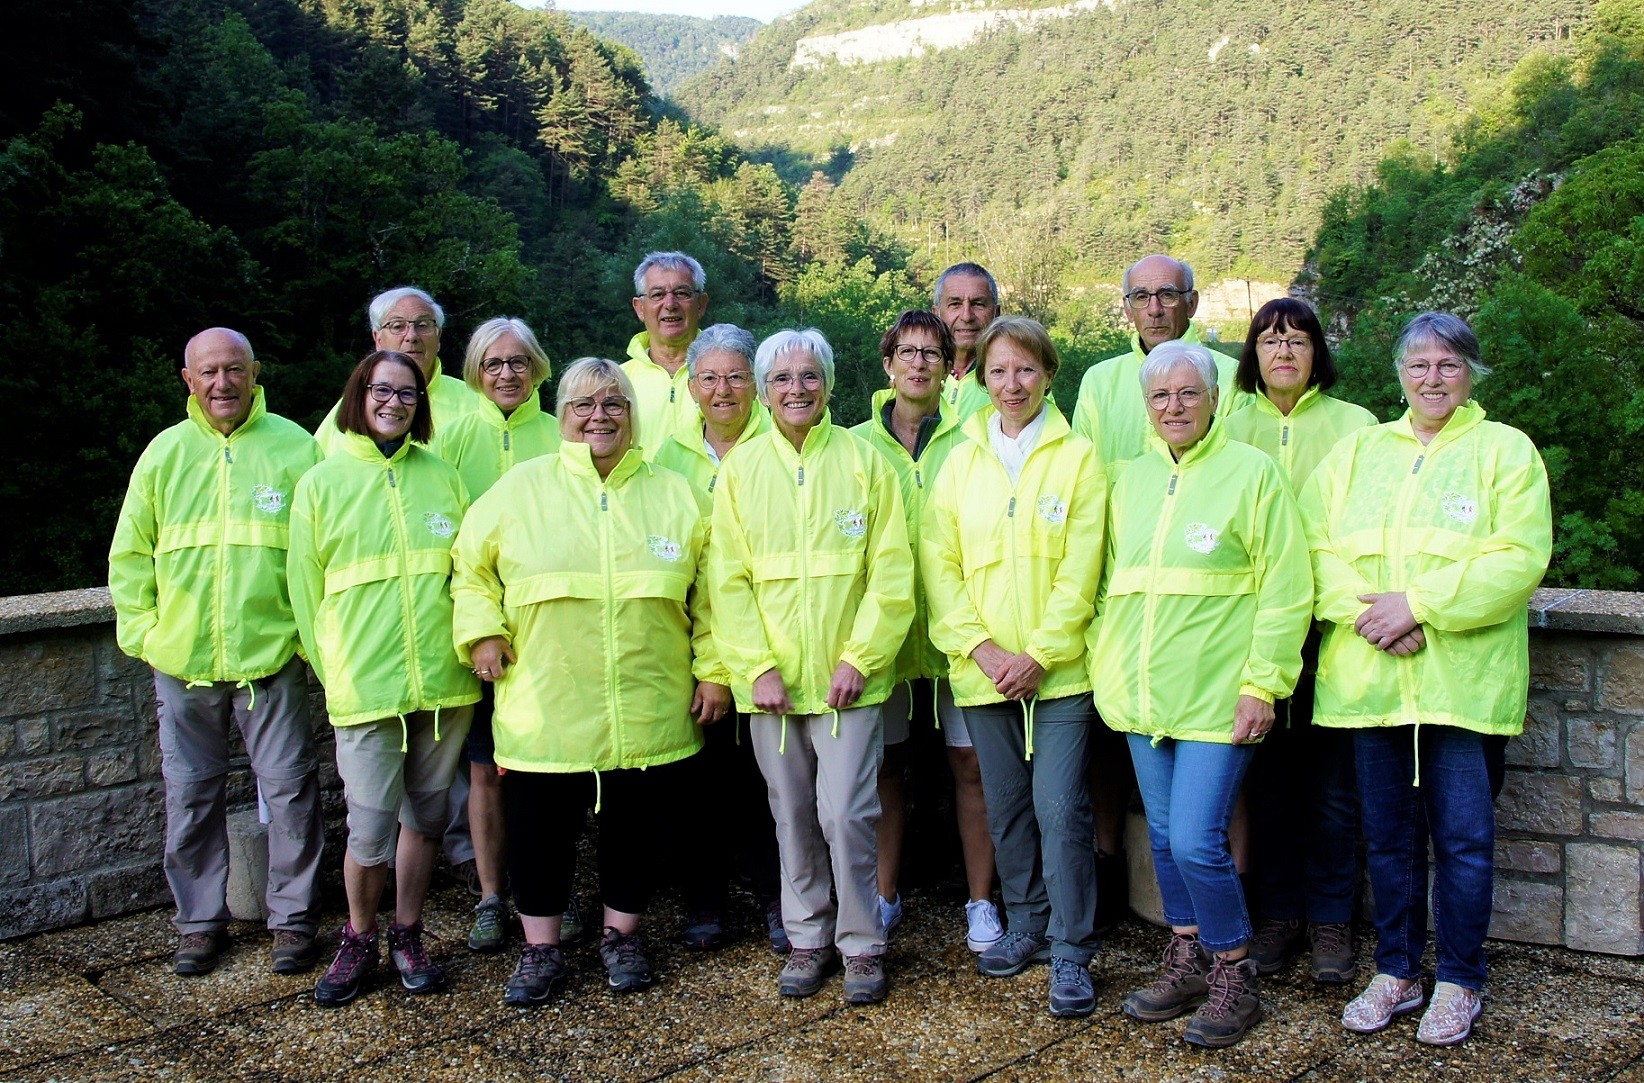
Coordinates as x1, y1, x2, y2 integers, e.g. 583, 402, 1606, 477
601, 485, 622, 761
386, 461, 424, 706
1139, 465, 1180, 722
214, 441, 233, 676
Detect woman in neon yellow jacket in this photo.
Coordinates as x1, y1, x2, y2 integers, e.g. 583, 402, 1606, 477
1090, 340, 1312, 1049
1223, 298, 1376, 985
653, 323, 771, 496
288, 350, 479, 1007
708, 328, 913, 1006
921, 316, 1106, 1019
852, 309, 999, 957
452, 357, 724, 1004
1301, 312, 1551, 1047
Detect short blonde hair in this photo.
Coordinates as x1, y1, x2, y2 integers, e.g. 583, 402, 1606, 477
555, 357, 640, 443
462, 317, 551, 391
976, 317, 1060, 387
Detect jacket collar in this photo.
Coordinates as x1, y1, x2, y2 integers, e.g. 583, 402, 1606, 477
1395, 399, 1486, 451
1146, 413, 1228, 468
340, 429, 416, 465
868, 388, 958, 454
1251, 384, 1324, 419
625, 330, 697, 373
664, 400, 770, 462
768, 410, 836, 461
1127, 320, 1207, 360
960, 401, 1072, 453
185, 385, 267, 440
477, 391, 542, 431
558, 437, 646, 485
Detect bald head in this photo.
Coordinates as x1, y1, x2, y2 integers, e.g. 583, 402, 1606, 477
1121, 255, 1198, 353
182, 328, 259, 434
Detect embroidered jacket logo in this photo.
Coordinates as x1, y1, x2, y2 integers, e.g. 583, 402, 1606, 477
250, 485, 286, 515
647, 535, 683, 562
1184, 522, 1220, 554
423, 512, 456, 538
834, 509, 867, 539
1037, 495, 1067, 526
1441, 491, 1478, 525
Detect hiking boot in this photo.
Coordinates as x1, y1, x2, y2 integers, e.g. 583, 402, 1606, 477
1048, 957, 1096, 1018
561, 895, 586, 945
877, 893, 903, 937
682, 910, 726, 951
1341, 973, 1424, 1034
765, 900, 791, 955
1184, 956, 1263, 1047
965, 898, 1004, 953
173, 930, 230, 976
778, 946, 838, 997
842, 953, 888, 1004
1308, 922, 1357, 985
1094, 849, 1129, 934
452, 858, 483, 898
503, 943, 567, 1007
313, 923, 378, 1007
387, 921, 447, 995
1121, 933, 1212, 1022
468, 894, 509, 953
977, 930, 1053, 977
598, 927, 655, 993
1247, 918, 1304, 976
270, 930, 319, 974
1416, 981, 1482, 1046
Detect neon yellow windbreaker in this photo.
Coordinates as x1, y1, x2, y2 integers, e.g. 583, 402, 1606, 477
944, 367, 992, 421
110, 389, 319, 683
708, 416, 915, 716
1299, 402, 1551, 736
288, 432, 479, 727
1090, 422, 1312, 742
652, 401, 771, 497
314, 372, 481, 458
852, 389, 965, 684
1222, 386, 1377, 492
451, 441, 711, 772
922, 405, 1106, 707
1070, 322, 1251, 480
623, 331, 698, 458
439, 393, 561, 500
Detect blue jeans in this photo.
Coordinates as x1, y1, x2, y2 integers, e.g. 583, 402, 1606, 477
1355, 725, 1494, 990
1126, 734, 1254, 953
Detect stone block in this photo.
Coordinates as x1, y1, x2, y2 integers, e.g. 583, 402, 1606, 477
0, 755, 86, 800
87, 862, 171, 920
1599, 645, 1644, 714
96, 635, 148, 684
28, 782, 164, 878
1507, 698, 1561, 767
1490, 878, 1562, 945
1125, 809, 1166, 927
85, 749, 139, 787
227, 808, 269, 922
52, 710, 133, 753
1496, 838, 1561, 874
0, 636, 99, 717
1531, 638, 1592, 692
1568, 717, 1618, 770
1565, 843, 1644, 955
1629, 728, 1644, 805
0, 878, 88, 939
137, 733, 162, 780
1497, 772, 1584, 835
1590, 811, 1644, 842
0, 807, 28, 888
1592, 777, 1624, 803
14, 717, 52, 757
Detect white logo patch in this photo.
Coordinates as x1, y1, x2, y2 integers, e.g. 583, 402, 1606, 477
423, 512, 456, 538
647, 535, 683, 562
1184, 522, 1220, 554
1037, 495, 1068, 526
834, 508, 867, 539
1441, 491, 1478, 525
250, 485, 286, 515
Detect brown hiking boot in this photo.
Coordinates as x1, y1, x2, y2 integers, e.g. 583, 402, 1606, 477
1308, 922, 1357, 984
173, 930, 230, 976
1184, 956, 1263, 1048
1247, 917, 1303, 975
1121, 933, 1211, 1022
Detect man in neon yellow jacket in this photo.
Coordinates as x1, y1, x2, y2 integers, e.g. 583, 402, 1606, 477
623, 251, 710, 456
932, 262, 1001, 421
109, 327, 324, 978
709, 328, 914, 1005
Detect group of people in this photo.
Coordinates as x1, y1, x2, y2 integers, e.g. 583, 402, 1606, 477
109, 249, 1551, 1051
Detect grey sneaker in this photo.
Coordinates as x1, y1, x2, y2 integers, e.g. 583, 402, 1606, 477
561, 896, 586, 945
1247, 917, 1303, 976
1121, 933, 1212, 1022
1183, 956, 1263, 1047
598, 927, 655, 993
976, 930, 1053, 977
468, 894, 509, 953
1416, 981, 1481, 1046
452, 858, 482, 898
1048, 957, 1096, 1018
842, 953, 888, 1004
778, 946, 838, 997
503, 943, 567, 1006
173, 930, 230, 976
1308, 922, 1357, 984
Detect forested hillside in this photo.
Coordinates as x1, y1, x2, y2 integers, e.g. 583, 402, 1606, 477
568, 12, 760, 94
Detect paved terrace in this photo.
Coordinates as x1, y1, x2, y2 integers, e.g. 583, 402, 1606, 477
5, 880, 1644, 1083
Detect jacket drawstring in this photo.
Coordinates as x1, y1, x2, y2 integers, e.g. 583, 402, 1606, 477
185, 679, 212, 690
904, 680, 916, 726
831, 708, 841, 739
1021, 697, 1038, 761
235, 678, 257, 713
779, 714, 789, 755
397, 714, 409, 754
593, 769, 604, 814
932, 678, 942, 732
1412, 721, 1422, 787
433, 704, 442, 743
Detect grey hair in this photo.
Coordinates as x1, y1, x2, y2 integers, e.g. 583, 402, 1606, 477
632, 251, 707, 295
933, 262, 999, 309
1121, 256, 1196, 295
1394, 311, 1493, 379
462, 317, 551, 391
368, 287, 445, 331
686, 324, 757, 376
754, 329, 835, 398
556, 357, 640, 444
1139, 340, 1220, 392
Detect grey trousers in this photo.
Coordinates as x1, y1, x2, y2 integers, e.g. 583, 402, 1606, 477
750, 706, 885, 957
964, 692, 1099, 964
154, 656, 323, 936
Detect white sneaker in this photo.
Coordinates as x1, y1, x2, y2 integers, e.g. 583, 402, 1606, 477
877, 893, 903, 937
1416, 981, 1482, 1046
965, 898, 1003, 953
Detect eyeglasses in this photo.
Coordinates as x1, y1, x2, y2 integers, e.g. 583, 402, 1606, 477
1257, 336, 1312, 352
368, 383, 421, 406
480, 356, 531, 377
1146, 387, 1207, 410
892, 344, 945, 365
565, 396, 630, 418
1403, 359, 1467, 379
694, 371, 752, 390
767, 371, 824, 391
1125, 287, 1189, 309
639, 287, 698, 304
380, 318, 439, 336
